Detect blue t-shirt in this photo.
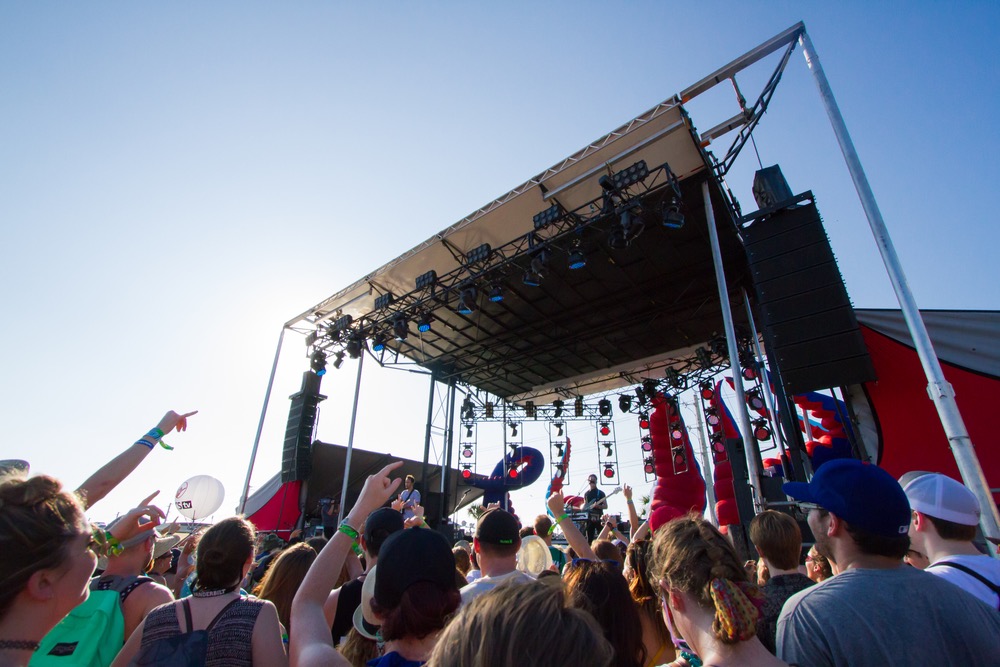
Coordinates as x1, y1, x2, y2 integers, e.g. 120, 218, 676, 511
367, 651, 423, 667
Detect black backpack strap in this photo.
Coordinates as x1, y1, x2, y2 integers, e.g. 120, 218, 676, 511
182, 599, 195, 633
204, 599, 243, 634
120, 576, 155, 603
934, 561, 1000, 608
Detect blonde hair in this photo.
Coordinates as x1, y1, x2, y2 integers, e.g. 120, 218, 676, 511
427, 580, 614, 667
337, 627, 378, 666
649, 514, 763, 644
254, 542, 316, 632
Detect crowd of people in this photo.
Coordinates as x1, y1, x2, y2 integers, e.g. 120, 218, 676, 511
1, 410, 998, 667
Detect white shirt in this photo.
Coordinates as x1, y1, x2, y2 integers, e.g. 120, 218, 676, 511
925, 553, 1000, 608
459, 569, 534, 605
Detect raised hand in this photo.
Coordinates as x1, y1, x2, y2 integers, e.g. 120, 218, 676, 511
155, 410, 198, 435
623, 483, 633, 501
349, 461, 405, 524
546, 490, 566, 517
109, 504, 165, 541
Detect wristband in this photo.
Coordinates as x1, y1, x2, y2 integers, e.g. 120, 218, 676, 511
549, 512, 569, 535
338, 519, 360, 541
135, 439, 156, 449
147, 428, 165, 440
626, 499, 634, 505
104, 531, 124, 557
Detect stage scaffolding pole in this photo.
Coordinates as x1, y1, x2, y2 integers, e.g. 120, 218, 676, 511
692, 399, 719, 526
419, 371, 437, 503
336, 349, 366, 525
703, 179, 764, 513
801, 29, 1000, 554
239, 327, 286, 514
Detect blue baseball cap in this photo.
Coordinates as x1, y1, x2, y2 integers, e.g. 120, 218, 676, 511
783, 458, 910, 538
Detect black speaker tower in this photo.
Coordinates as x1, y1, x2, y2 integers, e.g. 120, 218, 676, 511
280, 371, 327, 483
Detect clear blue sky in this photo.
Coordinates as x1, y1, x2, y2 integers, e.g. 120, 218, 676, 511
2, 2, 997, 524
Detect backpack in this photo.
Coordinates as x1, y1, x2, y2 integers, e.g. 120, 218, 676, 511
129, 598, 240, 667
31, 576, 151, 667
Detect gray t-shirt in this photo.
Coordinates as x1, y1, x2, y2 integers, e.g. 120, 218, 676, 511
777, 566, 1000, 667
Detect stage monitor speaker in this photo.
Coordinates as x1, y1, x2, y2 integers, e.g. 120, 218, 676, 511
280, 371, 327, 483
744, 195, 876, 395
422, 491, 443, 527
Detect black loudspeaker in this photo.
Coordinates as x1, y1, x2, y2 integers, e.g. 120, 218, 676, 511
744, 194, 876, 395
422, 491, 443, 527
280, 371, 327, 483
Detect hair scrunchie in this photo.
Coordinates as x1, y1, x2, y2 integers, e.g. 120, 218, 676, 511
709, 578, 763, 642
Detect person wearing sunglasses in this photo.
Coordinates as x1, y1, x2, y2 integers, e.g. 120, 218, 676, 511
778, 458, 1000, 667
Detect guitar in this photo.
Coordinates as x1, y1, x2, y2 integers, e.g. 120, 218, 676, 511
581, 486, 622, 512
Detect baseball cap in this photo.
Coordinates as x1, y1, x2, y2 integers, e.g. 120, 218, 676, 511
352, 567, 381, 640
475, 508, 520, 546
364, 507, 405, 556
903, 473, 981, 526
373, 528, 457, 609
783, 458, 910, 538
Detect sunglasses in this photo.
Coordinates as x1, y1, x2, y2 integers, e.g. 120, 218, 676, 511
792, 502, 825, 520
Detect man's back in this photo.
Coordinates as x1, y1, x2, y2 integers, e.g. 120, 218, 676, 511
777, 566, 1000, 667
926, 553, 1000, 609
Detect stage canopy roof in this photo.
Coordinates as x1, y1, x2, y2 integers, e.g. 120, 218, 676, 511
287, 25, 807, 403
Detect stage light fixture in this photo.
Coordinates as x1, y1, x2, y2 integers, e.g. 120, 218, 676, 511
603, 464, 616, 478
525, 401, 536, 418
371, 333, 387, 353
488, 284, 504, 303
700, 382, 715, 401
416, 313, 432, 333
635, 387, 647, 405
465, 424, 474, 438
643, 458, 655, 474
603, 443, 614, 456
415, 270, 438, 290
705, 407, 721, 427
552, 400, 564, 418
509, 467, 519, 479
608, 208, 645, 250
466, 243, 492, 264
332, 351, 345, 370
533, 203, 562, 229
461, 465, 473, 480
374, 293, 394, 310
574, 396, 584, 418
710, 338, 728, 358
346, 335, 364, 359
746, 388, 766, 411
392, 316, 409, 341
671, 426, 685, 441
461, 397, 474, 420
643, 379, 659, 400
462, 447, 474, 458
332, 314, 354, 332
711, 431, 726, 453
457, 287, 478, 315
555, 464, 565, 477
554, 422, 564, 437
665, 367, 685, 389
508, 422, 518, 438
641, 435, 653, 451
599, 422, 611, 436
598, 399, 611, 416
555, 443, 565, 457
522, 250, 550, 287
568, 239, 586, 270
618, 394, 632, 413
310, 350, 327, 376
752, 418, 772, 441
662, 197, 685, 229
485, 402, 494, 419
696, 347, 713, 370
639, 413, 650, 430
610, 160, 649, 191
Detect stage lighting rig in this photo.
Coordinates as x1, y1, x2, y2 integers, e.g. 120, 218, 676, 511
522, 249, 550, 287
332, 351, 345, 370
525, 401, 536, 418
700, 381, 715, 401
392, 315, 409, 341
752, 418, 772, 441
533, 203, 562, 229
552, 400, 564, 418
696, 347, 713, 370
642, 379, 660, 400
371, 332, 387, 353
665, 367, 686, 390
488, 284, 504, 303
457, 286, 478, 315
465, 243, 492, 265
598, 399, 612, 416
662, 197, 685, 229
618, 394, 632, 413
332, 314, 353, 333
416, 312, 433, 333
601, 160, 649, 193
574, 396, 584, 418
310, 350, 327, 376
567, 238, 586, 270
415, 270, 437, 290
374, 293, 394, 310
345, 335, 364, 359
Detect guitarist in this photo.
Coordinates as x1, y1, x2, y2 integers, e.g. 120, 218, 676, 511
583, 474, 608, 542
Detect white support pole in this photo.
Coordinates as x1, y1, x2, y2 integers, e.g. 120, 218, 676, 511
337, 350, 366, 524
239, 327, 286, 514
800, 30, 1000, 553
703, 179, 765, 512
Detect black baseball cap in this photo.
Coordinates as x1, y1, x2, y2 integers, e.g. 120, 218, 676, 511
475, 507, 520, 546
364, 507, 405, 557
374, 528, 457, 609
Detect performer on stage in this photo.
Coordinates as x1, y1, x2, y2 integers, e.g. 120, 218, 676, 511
583, 474, 608, 542
398, 474, 421, 520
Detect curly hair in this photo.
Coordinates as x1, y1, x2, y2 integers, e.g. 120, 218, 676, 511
0, 475, 89, 620
649, 514, 763, 645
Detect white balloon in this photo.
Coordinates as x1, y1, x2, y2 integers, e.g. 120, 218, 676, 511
174, 475, 225, 520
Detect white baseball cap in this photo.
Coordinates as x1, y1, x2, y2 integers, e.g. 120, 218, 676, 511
903, 473, 981, 526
